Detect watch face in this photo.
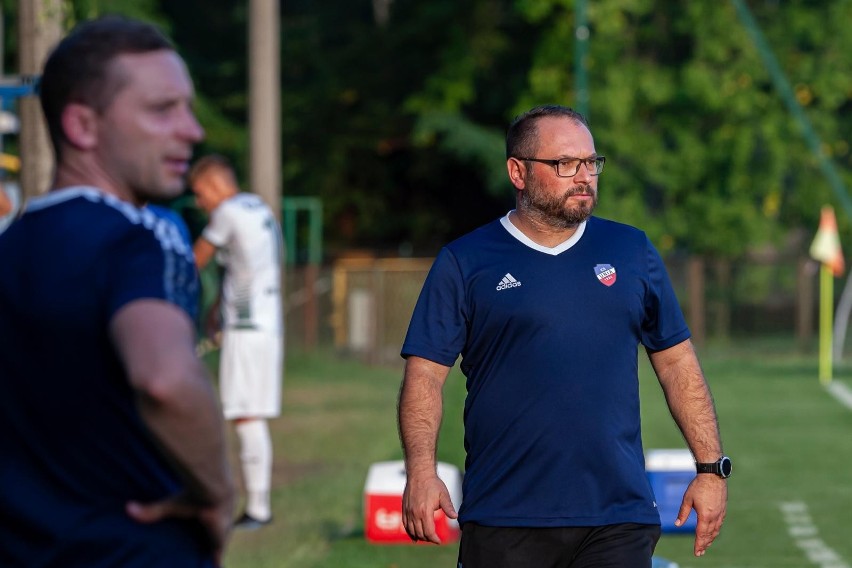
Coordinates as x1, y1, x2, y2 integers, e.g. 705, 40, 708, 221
720, 456, 733, 477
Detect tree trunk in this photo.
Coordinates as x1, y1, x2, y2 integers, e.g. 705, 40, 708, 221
18, 0, 63, 198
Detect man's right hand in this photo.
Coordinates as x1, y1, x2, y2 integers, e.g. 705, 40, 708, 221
401, 474, 458, 544
126, 490, 235, 566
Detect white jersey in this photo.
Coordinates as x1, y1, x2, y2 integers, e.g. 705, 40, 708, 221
203, 193, 283, 334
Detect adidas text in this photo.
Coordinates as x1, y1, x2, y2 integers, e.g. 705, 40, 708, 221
496, 273, 522, 291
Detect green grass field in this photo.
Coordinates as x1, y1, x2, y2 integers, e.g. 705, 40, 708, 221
218, 338, 852, 568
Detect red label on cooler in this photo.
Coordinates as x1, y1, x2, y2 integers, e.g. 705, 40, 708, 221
364, 493, 458, 544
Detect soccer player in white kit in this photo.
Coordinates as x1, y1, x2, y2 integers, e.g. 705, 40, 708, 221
190, 155, 284, 530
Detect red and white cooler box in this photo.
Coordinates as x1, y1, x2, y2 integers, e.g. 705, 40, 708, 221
645, 448, 697, 533
363, 460, 463, 544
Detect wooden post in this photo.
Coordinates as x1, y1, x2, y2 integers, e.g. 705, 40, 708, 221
248, 0, 281, 216
304, 264, 318, 350
797, 256, 815, 352
688, 256, 706, 347
712, 258, 732, 342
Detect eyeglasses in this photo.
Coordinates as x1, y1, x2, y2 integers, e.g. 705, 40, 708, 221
514, 156, 606, 177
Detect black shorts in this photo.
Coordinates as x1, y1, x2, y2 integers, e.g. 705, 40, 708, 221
457, 522, 662, 568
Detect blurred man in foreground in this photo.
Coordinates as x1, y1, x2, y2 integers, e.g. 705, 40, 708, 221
0, 16, 234, 567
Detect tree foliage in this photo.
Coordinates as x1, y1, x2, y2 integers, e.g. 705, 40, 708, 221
509, 0, 852, 256
3, 0, 850, 257
270, 0, 851, 257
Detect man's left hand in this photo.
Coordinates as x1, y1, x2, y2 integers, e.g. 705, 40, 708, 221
675, 474, 727, 557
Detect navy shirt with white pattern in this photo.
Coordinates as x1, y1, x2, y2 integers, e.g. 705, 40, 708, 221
0, 188, 212, 567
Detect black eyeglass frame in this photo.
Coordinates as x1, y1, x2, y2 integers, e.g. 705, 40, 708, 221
514, 156, 606, 177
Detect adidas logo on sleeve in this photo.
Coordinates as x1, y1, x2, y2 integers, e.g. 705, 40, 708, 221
496, 273, 522, 291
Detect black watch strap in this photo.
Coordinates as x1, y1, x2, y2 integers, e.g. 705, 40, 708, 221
696, 456, 732, 478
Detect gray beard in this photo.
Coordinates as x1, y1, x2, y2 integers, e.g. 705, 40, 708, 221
518, 184, 597, 229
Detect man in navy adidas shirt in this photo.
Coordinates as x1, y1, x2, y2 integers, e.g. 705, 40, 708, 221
0, 17, 234, 567
399, 105, 728, 567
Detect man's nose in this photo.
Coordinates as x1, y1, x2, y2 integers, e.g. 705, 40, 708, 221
573, 160, 594, 182
180, 108, 205, 143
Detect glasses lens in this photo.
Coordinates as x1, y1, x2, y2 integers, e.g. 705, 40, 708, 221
557, 158, 581, 176
593, 157, 605, 174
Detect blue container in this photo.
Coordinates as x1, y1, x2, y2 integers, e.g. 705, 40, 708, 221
645, 449, 697, 533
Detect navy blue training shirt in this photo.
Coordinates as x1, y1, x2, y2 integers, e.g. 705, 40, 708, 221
402, 214, 690, 528
0, 187, 211, 567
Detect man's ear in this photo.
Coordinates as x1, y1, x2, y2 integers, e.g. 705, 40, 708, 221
211, 169, 238, 199
507, 157, 527, 190
60, 103, 98, 150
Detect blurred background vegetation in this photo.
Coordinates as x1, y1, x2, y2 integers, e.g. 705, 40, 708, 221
4, 0, 850, 259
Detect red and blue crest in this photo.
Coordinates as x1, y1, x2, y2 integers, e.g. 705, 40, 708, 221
594, 264, 617, 287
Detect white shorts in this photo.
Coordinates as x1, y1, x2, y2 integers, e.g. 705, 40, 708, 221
219, 329, 283, 420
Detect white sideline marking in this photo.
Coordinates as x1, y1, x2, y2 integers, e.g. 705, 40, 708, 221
779, 502, 849, 567
826, 381, 852, 411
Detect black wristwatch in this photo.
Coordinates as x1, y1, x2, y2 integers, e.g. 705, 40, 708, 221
696, 456, 732, 478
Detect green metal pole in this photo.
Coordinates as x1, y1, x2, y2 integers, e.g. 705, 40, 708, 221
308, 199, 323, 265
574, 0, 589, 118
281, 196, 323, 266
283, 201, 297, 265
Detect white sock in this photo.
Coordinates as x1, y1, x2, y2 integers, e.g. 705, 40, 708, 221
235, 419, 273, 521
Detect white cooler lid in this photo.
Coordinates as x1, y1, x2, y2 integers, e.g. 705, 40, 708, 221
645, 448, 695, 471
